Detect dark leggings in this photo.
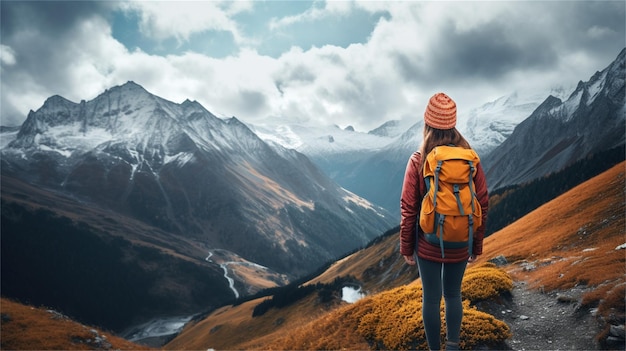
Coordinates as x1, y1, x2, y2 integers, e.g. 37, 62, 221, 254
417, 256, 468, 351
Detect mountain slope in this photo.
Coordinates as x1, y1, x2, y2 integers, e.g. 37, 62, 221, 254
476, 161, 625, 349
250, 119, 402, 212
483, 48, 625, 190
477, 161, 625, 292
1, 175, 233, 332
166, 161, 625, 350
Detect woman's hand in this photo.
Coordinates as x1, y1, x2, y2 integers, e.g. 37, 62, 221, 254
403, 255, 417, 265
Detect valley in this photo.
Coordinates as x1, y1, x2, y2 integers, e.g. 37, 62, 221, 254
3, 162, 622, 350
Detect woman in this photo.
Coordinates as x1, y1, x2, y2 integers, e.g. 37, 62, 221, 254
400, 92, 489, 351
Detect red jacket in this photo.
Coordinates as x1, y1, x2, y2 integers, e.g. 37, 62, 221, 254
400, 151, 489, 263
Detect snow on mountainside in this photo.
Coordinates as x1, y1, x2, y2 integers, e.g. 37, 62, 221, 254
460, 88, 570, 157
249, 118, 395, 158
1, 81, 395, 281
367, 120, 409, 138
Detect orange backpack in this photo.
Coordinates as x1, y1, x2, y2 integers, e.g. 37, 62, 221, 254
419, 145, 482, 258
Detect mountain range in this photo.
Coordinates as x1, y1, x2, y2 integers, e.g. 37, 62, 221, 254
0, 81, 395, 332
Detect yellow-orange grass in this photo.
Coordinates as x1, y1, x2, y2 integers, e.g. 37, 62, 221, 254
462, 263, 513, 301
260, 265, 511, 351
477, 162, 625, 304
0, 298, 151, 350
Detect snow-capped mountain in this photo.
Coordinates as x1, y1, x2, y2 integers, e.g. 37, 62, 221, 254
250, 119, 395, 159
1, 81, 395, 278
368, 120, 410, 138
459, 89, 570, 157
483, 48, 625, 190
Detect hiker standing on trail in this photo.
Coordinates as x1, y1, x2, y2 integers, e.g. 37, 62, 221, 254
400, 92, 489, 351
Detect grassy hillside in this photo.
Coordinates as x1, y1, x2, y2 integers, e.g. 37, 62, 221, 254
0, 298, 151, 350
478, 162, 624, 292
307, 231, 419, 293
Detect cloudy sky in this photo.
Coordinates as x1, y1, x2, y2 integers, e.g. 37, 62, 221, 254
1, 1, 624, 131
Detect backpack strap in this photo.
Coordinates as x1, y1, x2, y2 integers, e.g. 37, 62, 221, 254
453, 184, 465, 216
467, 160, 476, 257
468, 216, 474, 258
437, 214, 446, 258
468, 161, 476, 212
433, 161, 442, 210
433, 161, 446, 258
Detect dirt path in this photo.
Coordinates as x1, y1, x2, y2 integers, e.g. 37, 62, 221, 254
479, 281, 599, 350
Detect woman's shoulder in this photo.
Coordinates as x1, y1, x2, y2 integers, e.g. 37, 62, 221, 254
408, 151, 422, 166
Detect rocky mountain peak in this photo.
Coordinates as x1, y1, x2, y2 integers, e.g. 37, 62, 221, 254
8, 82, 206, 153
483, 48, 625, 191
107, 80, 149, 95
368, 120, 401, 137
532, 95, 563, 118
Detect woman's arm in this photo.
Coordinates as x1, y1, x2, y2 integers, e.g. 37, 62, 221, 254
400, 152, 423, 258
472, 162, 489, 256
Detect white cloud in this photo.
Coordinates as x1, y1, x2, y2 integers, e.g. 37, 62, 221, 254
0, 45, 16, 66
119, 1, 248, 44
1, 0, 623, 131
587, 25, 615, 39
269, 0, 364, 31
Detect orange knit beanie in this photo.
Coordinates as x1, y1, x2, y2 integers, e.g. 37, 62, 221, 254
424, 92, 457, 130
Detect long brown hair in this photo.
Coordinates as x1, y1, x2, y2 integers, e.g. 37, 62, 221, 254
419, 124, 471, 157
